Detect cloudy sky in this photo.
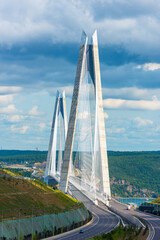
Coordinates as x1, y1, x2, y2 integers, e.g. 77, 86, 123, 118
0, 0, 160, 151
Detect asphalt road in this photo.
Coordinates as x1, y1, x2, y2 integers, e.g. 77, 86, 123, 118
45, 185, 160, 240
110, 199, 160, 240
45, 186, 119, 240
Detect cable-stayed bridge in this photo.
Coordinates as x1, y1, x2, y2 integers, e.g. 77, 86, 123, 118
45, 30, 111, 206
44, 31, 160, 240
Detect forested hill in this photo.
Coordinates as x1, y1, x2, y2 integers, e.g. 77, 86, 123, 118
0, 150, 47, 164
0, 150, 47, 156
0, 150, 160, 197
108, 151, 160, 198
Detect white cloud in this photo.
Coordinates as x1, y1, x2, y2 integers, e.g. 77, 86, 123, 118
10, 125, 17, 133
11, 125, 29, 134
0, 95, 14, 105
156, 125, 160, 132
136, 63, 160, 71
20, 126, 29, 134
29, 105, 43, 116
102, 87, 160, 100
104, 112, 109, 119
0, 0, 159, 57
77, 111, 89, 119
48, 85, 73, 97
0, 104, 17, 113
9, 114, 24, 122
39, 122, 45, 130
134, 117, 153, 128
0, 0, 53, 45
0, 86, 22, 95
107, 128, 125, 134
59, 86, 73, 96
103, 97, 160, 110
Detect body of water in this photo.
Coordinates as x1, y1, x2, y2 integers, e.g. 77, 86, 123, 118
116, 198, 155, 206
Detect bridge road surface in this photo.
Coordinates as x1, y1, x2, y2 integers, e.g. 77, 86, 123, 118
45, 185, 119, 240
110, 199, 160, 240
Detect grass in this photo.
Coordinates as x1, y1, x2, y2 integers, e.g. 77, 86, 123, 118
88, 225, 149, 240
0, 169, 83, 221
151, 197, 160, 205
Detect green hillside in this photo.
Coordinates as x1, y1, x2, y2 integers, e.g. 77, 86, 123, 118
0, 150, 47, 164
0, 169, 83, 221
108, 151, 160, 198
152, 197, 160, 205
0, 150, 160, 198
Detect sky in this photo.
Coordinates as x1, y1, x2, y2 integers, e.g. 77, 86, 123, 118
0, 0, 160, 151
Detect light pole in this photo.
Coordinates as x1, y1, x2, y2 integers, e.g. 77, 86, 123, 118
32, 208, 33, 240
1, 210, 3, 239
18, 209, 20, 239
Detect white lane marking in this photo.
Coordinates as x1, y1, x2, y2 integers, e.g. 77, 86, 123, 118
133, 216, 145, 229
57, 211, 100, 240
147, 220, 155, 240
134, 211, 155, 240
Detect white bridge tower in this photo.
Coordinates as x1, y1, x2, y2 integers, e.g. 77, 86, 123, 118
59, 31, 111, 204
44, 91, 67, 183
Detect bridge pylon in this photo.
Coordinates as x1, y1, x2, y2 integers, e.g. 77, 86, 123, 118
59, 31, 111, 204
44, 90, 67, 184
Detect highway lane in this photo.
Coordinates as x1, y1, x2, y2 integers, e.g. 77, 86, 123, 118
44, 186, 160, 239
45, 186, 119, 240
109, 200, 143, 228
135, 211, 160, 240
110, 199, 160, 240
55, 207, 119, 240
134, 211, 160, 240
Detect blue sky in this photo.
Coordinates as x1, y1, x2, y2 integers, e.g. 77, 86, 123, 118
0, 0, 160, 151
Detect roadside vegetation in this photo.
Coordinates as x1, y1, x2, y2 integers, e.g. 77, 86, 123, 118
152, 197, 160, 204
139, 196, 160, 216
0, 168, 83, 221
5, 168, 33, 178
88, 225, 149, 240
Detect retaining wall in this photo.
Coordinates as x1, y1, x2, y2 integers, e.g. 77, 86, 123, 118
0, 207, 89, 239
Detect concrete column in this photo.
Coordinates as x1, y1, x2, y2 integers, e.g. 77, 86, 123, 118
59, 33, 88, 193
92, 31, 111, 199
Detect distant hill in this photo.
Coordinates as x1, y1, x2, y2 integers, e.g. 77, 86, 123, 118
108, 151, 160, 198
0, 150, 47, 156
1, 150, 160, 198
0, 150, 47, 164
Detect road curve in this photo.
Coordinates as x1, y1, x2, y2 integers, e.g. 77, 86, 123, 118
110, 200, 160, 240
45, 186, 119, 240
